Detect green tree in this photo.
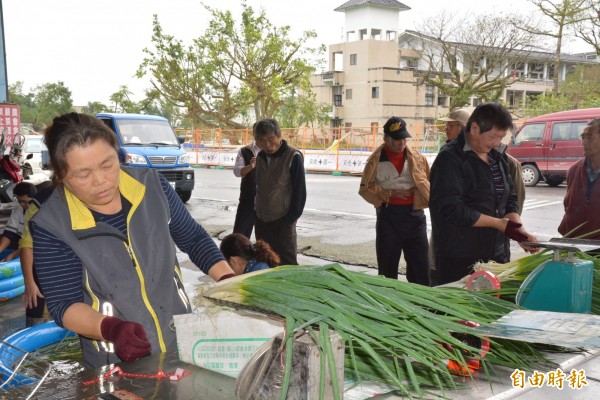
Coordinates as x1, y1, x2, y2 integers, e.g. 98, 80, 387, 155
109, 85, 140, 113
524, 64, 600, 116
81, 101, 110, 115
520, 0, 592, 95
8, 81, 36, 126
417, 12, 540, 109
137, 88, 191, 128
137, 1, 324, 128
275, 89, 330, 128
32, 82, 73, 130
8, 81, 73, 130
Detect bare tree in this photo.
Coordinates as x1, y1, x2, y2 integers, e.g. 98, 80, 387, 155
416, 12, 540, 109
520, 0, 591, 95
573, 0, 600, 55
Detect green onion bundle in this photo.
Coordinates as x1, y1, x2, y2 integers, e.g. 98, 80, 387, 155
200, 264, 554, 399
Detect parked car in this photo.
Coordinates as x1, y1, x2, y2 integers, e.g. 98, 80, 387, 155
507, 108, 598, 187
23, 134, 48, 173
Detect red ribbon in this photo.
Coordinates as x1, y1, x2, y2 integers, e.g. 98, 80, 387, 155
82, 365, 190, 386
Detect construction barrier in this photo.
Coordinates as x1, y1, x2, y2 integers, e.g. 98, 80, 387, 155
176, 124, 444, 173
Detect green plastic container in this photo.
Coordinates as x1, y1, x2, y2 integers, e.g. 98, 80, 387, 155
516, 258, 594, 314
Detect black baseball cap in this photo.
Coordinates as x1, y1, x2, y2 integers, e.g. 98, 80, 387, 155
383, 117, 411, 140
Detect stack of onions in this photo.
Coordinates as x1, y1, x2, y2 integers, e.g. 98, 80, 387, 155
200, 263, 555, 399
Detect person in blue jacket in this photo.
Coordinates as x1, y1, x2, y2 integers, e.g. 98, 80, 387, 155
220, 233, 280, 274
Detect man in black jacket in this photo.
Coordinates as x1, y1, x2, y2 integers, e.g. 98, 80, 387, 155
430, 103, 538, 285
232, 139, 261, 238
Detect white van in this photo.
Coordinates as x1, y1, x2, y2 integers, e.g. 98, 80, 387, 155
23, 135, 47, 173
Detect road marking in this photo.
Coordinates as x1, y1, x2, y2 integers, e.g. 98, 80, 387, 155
197, 197, 231, 202
523, 200, 563, 210
304, 208, 375, 219
306, 177, 360, 182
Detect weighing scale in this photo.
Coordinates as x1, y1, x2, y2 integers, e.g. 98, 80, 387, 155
516, 238, 600, 314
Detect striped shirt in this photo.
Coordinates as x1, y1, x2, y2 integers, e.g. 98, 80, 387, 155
32, 174, 224, 327
488, 151, 505, 209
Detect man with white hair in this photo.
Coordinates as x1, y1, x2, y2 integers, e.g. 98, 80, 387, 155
439, 108, 471, 142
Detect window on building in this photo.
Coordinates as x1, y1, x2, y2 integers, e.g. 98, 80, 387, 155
333, 86, 343, 106
346, 89, 353, 100
547, 64, 555, 80
437, 94, 447, 107
467, 55, 485, 74
372, 87, 379, 99
510, 63, 525, 79
507, 91, 520, 108
406, 58, 419, 69
425, 85, 434, 106
350, 54, 357, 65
528, 63, 544, 80
344, 122, 352, 133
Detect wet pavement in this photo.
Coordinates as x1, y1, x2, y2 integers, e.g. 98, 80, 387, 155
0, 295, 25, 341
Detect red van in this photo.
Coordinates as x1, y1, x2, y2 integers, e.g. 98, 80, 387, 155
507, 108, 597, 187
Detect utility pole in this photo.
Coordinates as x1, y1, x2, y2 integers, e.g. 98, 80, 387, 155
0, 0, 7, 102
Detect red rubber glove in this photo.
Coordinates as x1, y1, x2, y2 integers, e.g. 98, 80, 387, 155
504, 220, 529, 242
100, 316, 152, 362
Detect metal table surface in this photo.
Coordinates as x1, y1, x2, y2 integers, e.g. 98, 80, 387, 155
5, 349, 600, 399
2, 352, 236, 399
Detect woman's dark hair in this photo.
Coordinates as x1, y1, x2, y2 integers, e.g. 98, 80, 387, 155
220, 233, 280, 268
466, 102, 514, 134
44, 112, 118, 185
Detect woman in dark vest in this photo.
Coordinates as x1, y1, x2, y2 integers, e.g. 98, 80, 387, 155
30, 112, 235, 368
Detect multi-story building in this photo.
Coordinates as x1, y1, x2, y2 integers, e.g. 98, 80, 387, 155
310, 0, 598, 142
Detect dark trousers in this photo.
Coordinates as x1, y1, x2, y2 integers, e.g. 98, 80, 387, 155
255, 217, 298, 265
233, 199, 255, 238
376, 205, 430, 285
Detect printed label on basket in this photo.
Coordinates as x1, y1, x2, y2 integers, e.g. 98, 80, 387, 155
174, 310, 284, 378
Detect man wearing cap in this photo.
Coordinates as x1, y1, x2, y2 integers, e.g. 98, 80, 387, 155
439, 108, 471, 143
359, 117, 430, 285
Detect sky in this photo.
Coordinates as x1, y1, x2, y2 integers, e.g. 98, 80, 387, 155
2, 0, 593, 106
